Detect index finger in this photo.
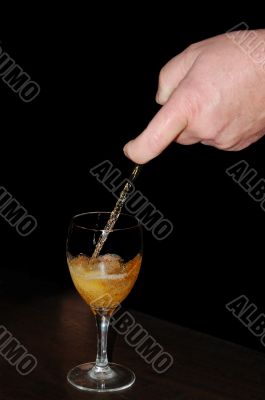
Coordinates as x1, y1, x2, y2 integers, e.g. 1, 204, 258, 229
123, 89, 188, 164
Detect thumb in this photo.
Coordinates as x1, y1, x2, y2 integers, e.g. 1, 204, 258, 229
124, 87, 189, 164
156, 48, 197, 105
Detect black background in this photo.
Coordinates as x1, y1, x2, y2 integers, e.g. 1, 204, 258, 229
1, 7, 265, 353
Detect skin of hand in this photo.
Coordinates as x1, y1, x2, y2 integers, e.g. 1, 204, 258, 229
123, 30, 265, 164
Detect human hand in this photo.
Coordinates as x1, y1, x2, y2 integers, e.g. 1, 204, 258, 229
124, 31, 265, 164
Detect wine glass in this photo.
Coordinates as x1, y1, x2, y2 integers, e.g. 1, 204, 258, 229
66, 211, 143, 392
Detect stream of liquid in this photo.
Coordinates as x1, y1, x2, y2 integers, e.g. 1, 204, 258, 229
92, 164, 141, 258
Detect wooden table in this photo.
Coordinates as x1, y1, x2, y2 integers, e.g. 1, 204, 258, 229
0, 291, 265, 400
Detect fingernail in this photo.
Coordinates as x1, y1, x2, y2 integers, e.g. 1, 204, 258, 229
155, 90, 161, 104
156, 88, 169, 105
123, 141, 132, 158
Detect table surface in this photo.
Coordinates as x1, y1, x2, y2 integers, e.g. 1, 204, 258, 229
0, 291, 265, 400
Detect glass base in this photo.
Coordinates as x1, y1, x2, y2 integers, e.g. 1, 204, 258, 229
67, 362, 135, 392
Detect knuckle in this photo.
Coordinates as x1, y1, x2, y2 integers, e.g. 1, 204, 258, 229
185, 43, 199, 53
215, 143, 236, 150
214, 138, 238, 150
179, 83, 201, 119
182, 94, 197, 118
184, 41, 202, 56
200, 130, 217, 140
214, 142, 230, 150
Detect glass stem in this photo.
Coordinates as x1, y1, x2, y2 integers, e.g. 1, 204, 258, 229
95, 311, 110, 369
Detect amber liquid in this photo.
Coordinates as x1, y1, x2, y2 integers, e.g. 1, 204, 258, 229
68, 253, 141, 310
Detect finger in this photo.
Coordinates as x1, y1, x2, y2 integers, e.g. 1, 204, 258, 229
156, 47, 198, 105
123, 88, 189, 164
